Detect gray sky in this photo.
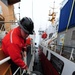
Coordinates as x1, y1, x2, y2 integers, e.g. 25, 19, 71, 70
14, 0, 63, 31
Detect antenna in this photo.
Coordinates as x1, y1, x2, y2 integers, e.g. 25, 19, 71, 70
18, 2, 20, 20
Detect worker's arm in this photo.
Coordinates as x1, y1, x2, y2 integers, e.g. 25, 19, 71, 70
7, 43, 28, 69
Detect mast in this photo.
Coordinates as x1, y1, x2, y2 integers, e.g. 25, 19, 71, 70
48, 1, 56, 25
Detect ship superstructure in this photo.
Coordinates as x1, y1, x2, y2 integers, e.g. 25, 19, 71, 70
39, 0, 75, 75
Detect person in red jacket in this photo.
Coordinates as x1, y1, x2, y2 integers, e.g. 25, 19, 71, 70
2, 17, 34, 73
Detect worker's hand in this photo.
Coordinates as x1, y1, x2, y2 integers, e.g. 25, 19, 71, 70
22, 65, 28, 70
25, 66, 30, 75
48, 40, 52, 45
23, 51, 26, 57
25, 65, 28, 70
24, 46, 27, 51
27, 69, 31, 75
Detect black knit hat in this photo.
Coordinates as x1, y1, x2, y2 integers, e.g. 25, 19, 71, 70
18, 17, 34, 34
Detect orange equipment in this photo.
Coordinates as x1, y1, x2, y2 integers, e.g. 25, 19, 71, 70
42, 32, 47, 39
26, 37, 32, 45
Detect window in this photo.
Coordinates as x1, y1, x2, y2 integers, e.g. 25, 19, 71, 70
50, 54, 64, 75
0, 6, 2, 14
72, 30, 75, 40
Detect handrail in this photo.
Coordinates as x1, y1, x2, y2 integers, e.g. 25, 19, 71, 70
0, 56, 10, 65
51, 44, 75, 48
13, 67, 20, 75
0, 21, 18, 23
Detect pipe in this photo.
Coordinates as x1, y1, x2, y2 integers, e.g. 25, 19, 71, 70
0, 21, 18, 23
0, 57, 10, 65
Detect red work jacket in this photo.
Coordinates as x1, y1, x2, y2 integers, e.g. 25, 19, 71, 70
2, 26, 27, 69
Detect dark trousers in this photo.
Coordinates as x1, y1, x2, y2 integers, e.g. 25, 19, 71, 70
8, 59, 18, 74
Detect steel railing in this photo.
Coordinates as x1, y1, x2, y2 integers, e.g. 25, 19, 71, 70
0, 55, 25, 75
